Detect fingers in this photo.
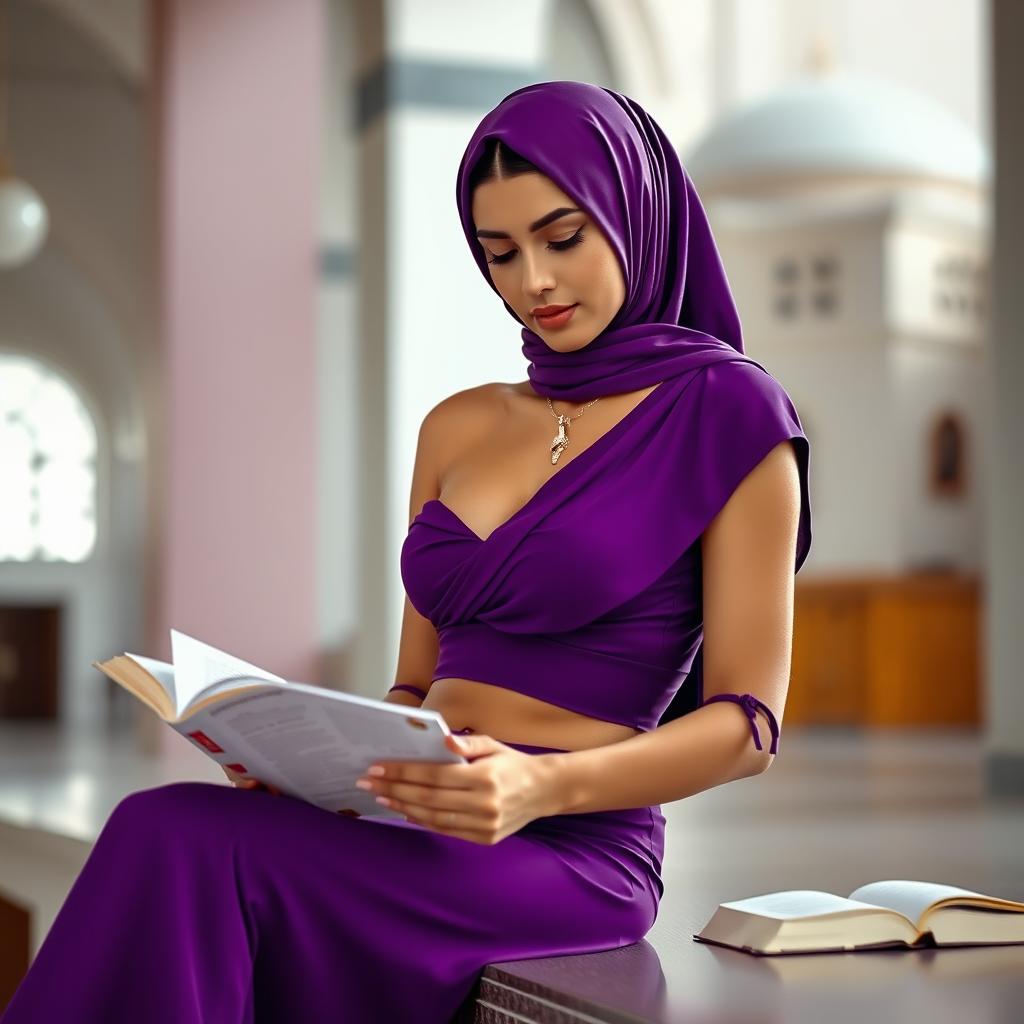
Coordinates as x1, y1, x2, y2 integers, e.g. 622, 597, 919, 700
222, 768, 281, 796
365, 777, 495, 831
372, 779, 483, 815
242, 778, 282, 796
390, 797, 500, 844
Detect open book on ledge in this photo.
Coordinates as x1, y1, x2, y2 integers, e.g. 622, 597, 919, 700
93, 629, 466, 820
693, 879, 1024, 955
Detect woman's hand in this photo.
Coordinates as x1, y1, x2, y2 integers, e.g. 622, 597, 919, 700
355, 733, 560, 845
222, 765, 282, 796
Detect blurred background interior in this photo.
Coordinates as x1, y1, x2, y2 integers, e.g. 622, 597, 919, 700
0, 0, 1021, 1018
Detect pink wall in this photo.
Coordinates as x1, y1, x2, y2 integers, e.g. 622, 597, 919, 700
150, 0, 323, 681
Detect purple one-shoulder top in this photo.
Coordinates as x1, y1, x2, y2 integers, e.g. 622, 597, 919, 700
400, 361, 812, 735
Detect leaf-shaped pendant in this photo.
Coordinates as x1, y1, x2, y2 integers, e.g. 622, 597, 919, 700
550, 415, 569, 465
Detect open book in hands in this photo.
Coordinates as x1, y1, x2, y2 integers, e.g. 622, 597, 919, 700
693, 879, 1024, 955
93, 629, 466, 820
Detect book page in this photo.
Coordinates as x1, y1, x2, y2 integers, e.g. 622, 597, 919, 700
721, 890, 891, 920
175, 682, 463, 818
126, 654, 176, 707
848, 880, 994, 926
170, 629, 286, 715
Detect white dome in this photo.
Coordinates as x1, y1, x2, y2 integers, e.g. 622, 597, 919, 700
684, 69, 989, 193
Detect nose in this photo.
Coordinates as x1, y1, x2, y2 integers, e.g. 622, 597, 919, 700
519, 248, 557, 298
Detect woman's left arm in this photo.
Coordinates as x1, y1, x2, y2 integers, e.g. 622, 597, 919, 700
539, 440, 803, 815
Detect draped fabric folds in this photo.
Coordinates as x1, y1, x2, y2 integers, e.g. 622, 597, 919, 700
0, 759, 665, 1024
402, 359, 811, 730
455, 81, 750, 399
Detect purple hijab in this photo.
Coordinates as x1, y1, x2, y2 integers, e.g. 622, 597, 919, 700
455, 79, 752, 401
424, 80, 813, 724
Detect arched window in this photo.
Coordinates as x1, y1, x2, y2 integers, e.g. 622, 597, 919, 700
0, 353, 98, 562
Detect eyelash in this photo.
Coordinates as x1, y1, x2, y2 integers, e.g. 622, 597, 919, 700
486, 228, 586, 266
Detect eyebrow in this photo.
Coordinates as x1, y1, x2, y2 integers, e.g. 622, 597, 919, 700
475, 207, 583, 239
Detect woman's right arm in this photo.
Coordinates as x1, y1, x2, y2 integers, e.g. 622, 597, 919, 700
389, 386, 504, 706
388, 399, 453, 707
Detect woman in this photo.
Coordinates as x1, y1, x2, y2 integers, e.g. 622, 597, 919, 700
0, 80, 811, 1023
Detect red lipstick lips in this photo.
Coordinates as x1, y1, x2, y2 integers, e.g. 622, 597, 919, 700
533, 303, 579, 329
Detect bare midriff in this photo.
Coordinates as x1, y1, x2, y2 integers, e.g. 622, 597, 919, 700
421, 678, 643, 751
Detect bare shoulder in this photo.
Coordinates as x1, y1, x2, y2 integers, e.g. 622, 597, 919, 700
423, 381, 508, 426
419, 381, 519, 458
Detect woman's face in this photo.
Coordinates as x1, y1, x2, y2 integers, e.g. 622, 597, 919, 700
471, 171, 625, 352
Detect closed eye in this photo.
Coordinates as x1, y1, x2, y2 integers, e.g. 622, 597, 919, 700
486, 227, 586, 266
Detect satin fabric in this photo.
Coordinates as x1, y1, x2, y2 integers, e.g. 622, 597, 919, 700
455, 79, 750, 402
0, 742, 665, 1024
402, 360, 811, 731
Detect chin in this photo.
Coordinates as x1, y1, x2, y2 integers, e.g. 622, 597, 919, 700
547, 333, 596, 353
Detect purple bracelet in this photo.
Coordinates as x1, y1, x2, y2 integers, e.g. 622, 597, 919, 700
388, 683, 428, 700
702, 692, 780, 755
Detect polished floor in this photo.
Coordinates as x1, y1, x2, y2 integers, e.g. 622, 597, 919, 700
0, 717, 1021, 1023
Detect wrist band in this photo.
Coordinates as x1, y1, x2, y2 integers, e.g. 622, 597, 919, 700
388, 683, 428, 700
702, 692, 780, 755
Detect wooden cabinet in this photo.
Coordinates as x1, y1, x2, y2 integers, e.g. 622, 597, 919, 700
788, 573, 981, 727
0, 889, 30, 1012
0, 605, 61, 719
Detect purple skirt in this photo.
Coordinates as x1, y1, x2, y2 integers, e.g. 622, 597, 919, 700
0, 738, 666, 1024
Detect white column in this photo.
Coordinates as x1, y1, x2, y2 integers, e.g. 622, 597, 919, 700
985, 0, 1024, 794
349, 0, 549, 698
